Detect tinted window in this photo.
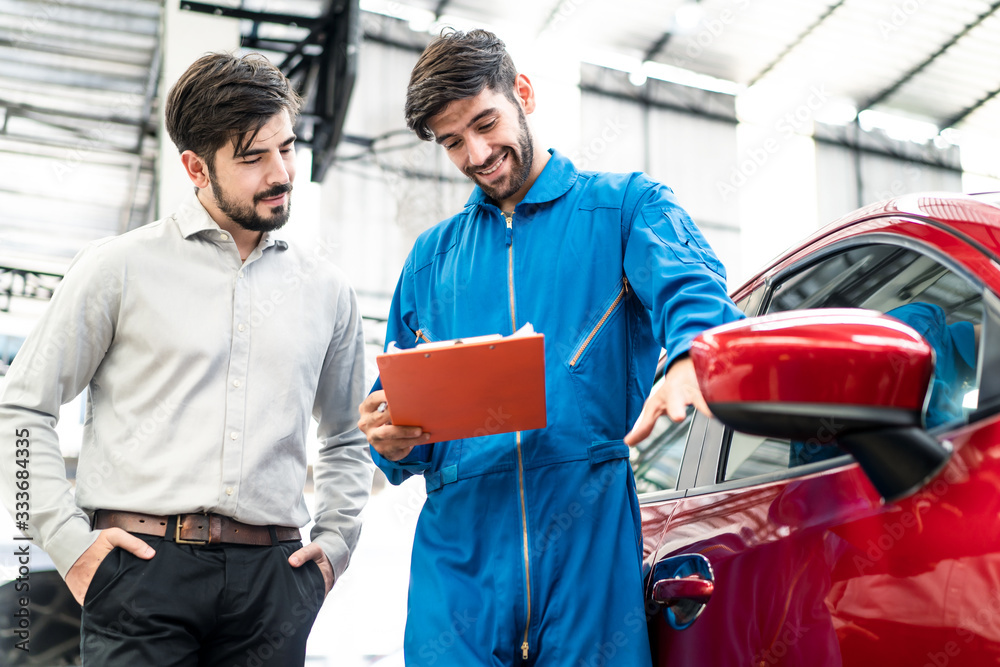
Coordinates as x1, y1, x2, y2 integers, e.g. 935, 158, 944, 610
723, 243, 983, 482
633, 293, 754, 494
631, 405, 693, 493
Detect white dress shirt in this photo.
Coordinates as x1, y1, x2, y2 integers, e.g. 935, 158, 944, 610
0, 192, 373, 578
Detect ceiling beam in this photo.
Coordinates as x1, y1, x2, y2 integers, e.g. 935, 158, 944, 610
644, 31, 673, 63
0, 184, 130, 210
0, 37, 153, 67
362, 31, 426, 54
579, 83, 738, 126
0, 145, 145, 170
178, 2, 324, 28
0, 99, 144, 127
0, 6, 159, 35
0, 130, 147, 157
814, 123, 961, 173
861, 0, 1000, 110
8, 0, 163, 21
747, 0, 847, 87
0, 70, 143, 94
941, 84, 1000, 130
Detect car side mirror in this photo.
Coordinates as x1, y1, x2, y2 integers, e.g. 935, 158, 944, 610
690, 308, 951, 503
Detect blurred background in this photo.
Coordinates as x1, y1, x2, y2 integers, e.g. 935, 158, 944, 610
1, 0, 1000, 663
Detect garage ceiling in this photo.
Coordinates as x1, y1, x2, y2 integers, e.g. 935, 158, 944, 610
0, 0, 162, 281
1, 0, 999, 281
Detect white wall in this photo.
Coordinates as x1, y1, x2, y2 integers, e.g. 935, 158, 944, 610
156, 5, 241, 217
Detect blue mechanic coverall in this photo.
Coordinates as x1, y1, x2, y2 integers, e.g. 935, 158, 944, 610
372, 149, 743, 666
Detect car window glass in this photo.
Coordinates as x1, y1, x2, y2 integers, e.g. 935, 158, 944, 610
632, 404, 694, 493
634, 292, 754, 493
723, 243, 983, 483
631, 361, 694, 493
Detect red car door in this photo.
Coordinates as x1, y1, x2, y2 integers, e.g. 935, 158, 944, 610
639, 233, 1000, 666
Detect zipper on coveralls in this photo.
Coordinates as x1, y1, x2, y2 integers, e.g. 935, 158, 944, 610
568, 277, 629, 367
504, 210, 532, 662
413, 328, 432, 344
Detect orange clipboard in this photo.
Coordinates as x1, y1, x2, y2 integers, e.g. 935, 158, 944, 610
375, 333, 546, 444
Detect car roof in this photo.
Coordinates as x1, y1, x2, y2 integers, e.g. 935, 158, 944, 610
821, 191, 1000, 255
732, 192, 1000, 302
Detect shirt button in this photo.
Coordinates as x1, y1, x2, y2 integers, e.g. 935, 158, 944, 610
238, 324, 246, 332
233, 379, 242, 388
230, 432, 239, 440
238, 271, 244, 279
225, 487, 234, 496
220, 232, 229, 241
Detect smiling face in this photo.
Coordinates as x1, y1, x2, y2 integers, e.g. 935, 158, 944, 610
200, 110, 297, 233
427, 75, 546, 212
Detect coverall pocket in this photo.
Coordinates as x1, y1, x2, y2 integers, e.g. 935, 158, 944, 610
642, 207, 724, 276
566, 279, 627, 372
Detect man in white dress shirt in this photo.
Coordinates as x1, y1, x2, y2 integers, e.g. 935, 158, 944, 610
0, 52, 373, 665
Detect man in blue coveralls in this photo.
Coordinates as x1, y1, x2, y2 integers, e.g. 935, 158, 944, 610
357, 29, 743, 666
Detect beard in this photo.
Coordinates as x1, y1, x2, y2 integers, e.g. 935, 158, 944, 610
209, 171, 293, 233
465, 106, 534, 205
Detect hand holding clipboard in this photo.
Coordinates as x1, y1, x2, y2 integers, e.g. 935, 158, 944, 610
375, 324, 546, 444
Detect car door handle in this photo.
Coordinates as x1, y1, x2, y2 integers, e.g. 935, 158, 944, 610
652, 575, 714, 605
649, 553, 715, 630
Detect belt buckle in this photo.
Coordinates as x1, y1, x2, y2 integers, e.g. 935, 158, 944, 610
174, 513, 209, 545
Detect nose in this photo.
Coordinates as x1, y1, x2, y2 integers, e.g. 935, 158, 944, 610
466, 134, 492, 167
266, 152, 291, 185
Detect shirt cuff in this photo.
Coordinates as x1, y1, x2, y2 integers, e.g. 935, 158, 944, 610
308, 531, 351, 581
49, 519, 102, 579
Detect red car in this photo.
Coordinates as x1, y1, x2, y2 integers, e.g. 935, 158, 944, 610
634, 192, 1000, 666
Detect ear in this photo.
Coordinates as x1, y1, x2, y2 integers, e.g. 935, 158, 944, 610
180, 150, 212, 189
513, 73, 536, 115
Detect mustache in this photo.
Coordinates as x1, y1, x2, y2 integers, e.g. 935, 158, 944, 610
466, 150, 508, 177
255, 183, 293, 203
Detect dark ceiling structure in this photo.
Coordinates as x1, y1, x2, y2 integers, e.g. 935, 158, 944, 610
180, 0, 359, 182
0, 0, 163, 274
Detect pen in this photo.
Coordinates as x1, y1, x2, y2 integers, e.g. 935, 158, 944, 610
377, 401, 387, 413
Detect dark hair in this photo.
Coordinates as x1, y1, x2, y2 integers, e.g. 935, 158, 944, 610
165, 52, 301, 169
405, 29, 518, 141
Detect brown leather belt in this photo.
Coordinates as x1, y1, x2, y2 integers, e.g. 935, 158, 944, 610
93, 510, 300, 546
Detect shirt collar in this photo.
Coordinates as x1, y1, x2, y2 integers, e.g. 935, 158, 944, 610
466, 148, 579, 209
173, 189, 288, 250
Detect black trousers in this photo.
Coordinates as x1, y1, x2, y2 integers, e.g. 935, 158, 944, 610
79, 534, 326, 666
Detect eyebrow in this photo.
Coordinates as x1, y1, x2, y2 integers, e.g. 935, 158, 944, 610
435, 108, 498, 145
239, 135, 297, 159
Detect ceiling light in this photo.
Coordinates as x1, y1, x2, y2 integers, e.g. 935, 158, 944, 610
674, 2, 705, 34
408, 13, 435, 33
642, 60, 743, 96
628, 69, 648, 87
813, 97, 857, 126
579, 48, 643, 76
858, 109, 939, 144
359, 0, 434, 31
580, 49, 742, 96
